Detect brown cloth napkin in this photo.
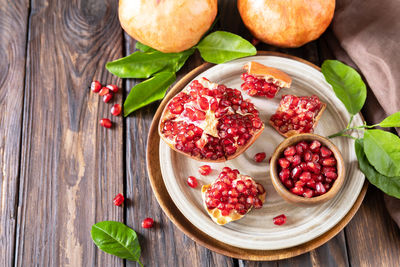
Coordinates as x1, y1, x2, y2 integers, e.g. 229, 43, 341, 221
329, 0, 400, 227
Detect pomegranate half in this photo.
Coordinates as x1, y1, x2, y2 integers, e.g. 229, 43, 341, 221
118, 0, 218, 53
201, 167, 266, 225
159, 78, 264, 162
237, 0, 335, 48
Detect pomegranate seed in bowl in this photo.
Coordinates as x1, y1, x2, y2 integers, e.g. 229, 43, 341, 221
113, 193, 124, 206
141, 217, 154, 229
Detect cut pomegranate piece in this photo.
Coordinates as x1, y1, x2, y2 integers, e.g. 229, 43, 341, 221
187, 176, 198, 188
273, 214, 287, 225
269, 95, 326, 137
254, 152, 266, 162
198, 165, 212, 175
159, 78, 264, 162
241, 61, 292, 98
113, 193, 124, 206
141, 217, 154, 229
201, 167, 266, 225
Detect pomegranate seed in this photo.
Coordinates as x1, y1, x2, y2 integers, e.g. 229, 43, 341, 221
299, 171, 311, 182
325, 172, 338, 180
91, 80, 102, 93
315, 182, 326, 195
254, 197, 263, 209
254, 152, 266, 162
307, 179, 316, 189
141, 217, 154, 228
103, 93, 113, 103
278, 158, 290, 169
113, 193, 124, 206
273, 214, 287, 225
291, 186, 304, 195
291, 155, 301, 166
291, 166, 302, 179
99, 87, 109, 96
284, 146, 296, 157
279, 169, 290, 182
307, 162, 321, 174
187, 176, 198, 188
100, 118, 112, 128
322, 157, 336, 166
111, 104, 121, 116
303, 188, 314, 198
304, 151, 312, 162
320, 146, 333, 158
198, 165, 212, 175
106, 84, 119, 93
309, 140, 321, 152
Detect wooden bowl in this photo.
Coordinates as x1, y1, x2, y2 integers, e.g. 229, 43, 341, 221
270, 133, 345, 205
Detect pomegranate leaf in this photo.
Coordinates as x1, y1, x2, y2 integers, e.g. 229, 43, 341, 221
321, 60, 366, 115
124, 72, 176, 116
197, 31, 256, 64
364, 130, 400, 177
135, 41, 156, 53
378, 111, 400, 128
355, 139, 400, 198
91, 221, 143, 266
106, 48, 194, 78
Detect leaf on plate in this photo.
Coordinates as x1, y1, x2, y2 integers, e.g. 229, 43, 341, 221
363, 129, 400, 177
378, 111, 400, 128
196, 31, 257, 64
91, 221, 142, 265
124, 72, 176, 116
321, 60, 367, 115
106, 48, 194, 79
355, 139, 400, 198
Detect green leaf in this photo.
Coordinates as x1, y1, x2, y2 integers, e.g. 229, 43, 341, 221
196, 31, 256, 64
106, 48, 194, 78
135, 41, 156, 53
364, 129, 400, 177
355, 139, 400, 198
321, 60, 367, 115
378, 111, 400, 128
91, 221, 142, 265
124, 72, 176, 116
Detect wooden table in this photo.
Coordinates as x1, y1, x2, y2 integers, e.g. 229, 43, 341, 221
1, 0, 399, 266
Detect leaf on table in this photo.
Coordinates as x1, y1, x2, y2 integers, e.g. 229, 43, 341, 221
196, 31, 256, 64
363, 129, 400, 177
91, 221, 142, 265
321, 60, 367, 115
355, 139, 400, 198
106, 48, 194, 78
124, 72, 176, 116
135, 41, 156, 53
378, 111, 400, 128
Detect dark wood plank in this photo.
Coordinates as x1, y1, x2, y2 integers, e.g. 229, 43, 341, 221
15, 0, 124, 266
123, 35, 236, 266
0, 0, 30, 266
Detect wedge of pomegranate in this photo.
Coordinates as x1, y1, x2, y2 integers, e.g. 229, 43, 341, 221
241, 61, 292, 98
159, 77, 264, 162
201, 167, 266, 225
270, 94, 326, 137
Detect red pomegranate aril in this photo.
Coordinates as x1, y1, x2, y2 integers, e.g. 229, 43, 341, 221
254, 198, 263, 209
106, 84, 119, 93
187, 176, 198, 188
111, 104, 121, 116
307, 162, 321, 174
100, 118, 112, 128
291, 166, 302, 179
199, 165, 212, 175
291, 155, 301, 166
91, 80, 102, 93
103, 93, 113, 103
307, 179, 317, 189
309, 140, 321, 152
142, 217, 154, 229
304, 151, 312, 162
311, 154, 320, 163
284, 179, 294, 188
284, 146, 296, 157
296, 141, 308, 154
254, 152, 266, 162
299, 171, 311, 182
113, 193, 124, 206
291, 186, 304, 195
322, 157, 336, 166
325, 172, 338, 180
322, 167, 336, 175
320, 146, 333, 158
99, 87, 109, 96
303, 188, 314, 198
273, 214, 287, 225
315, 182, 326, 195
279, 169, 290, 182
279, 158, 291, 169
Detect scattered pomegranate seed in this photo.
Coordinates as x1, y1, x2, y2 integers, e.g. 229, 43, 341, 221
187, 176, 198, 188
141, 217, 154, 229
103, 93, 113, 103
273, 214, 287, 225
111, 104, 121, 116
198, 165, 212, 175
91, 80, 102, 93
106, 84, 119, 93
100, 118, 112, 128
113, 193, 124, 206
254, 152, 266, 162
99, 87, 109, 96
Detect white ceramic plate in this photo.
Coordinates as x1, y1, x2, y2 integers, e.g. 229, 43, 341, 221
159, 55, 364, 250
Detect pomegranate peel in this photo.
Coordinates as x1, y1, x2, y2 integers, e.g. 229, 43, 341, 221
244, 61, 292, 89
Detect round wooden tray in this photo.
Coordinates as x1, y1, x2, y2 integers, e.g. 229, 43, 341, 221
146, 51, 367, 260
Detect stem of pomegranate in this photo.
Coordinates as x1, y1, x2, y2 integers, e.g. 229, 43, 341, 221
328, 124, 375, 139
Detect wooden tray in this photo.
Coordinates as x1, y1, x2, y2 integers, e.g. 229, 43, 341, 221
146, 51, 367, 260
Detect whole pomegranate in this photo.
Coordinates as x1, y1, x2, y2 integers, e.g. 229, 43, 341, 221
118, 0, 218, 53
237, 0, 335, 48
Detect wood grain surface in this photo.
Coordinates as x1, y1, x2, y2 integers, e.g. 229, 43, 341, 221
0, 0, 399, 266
